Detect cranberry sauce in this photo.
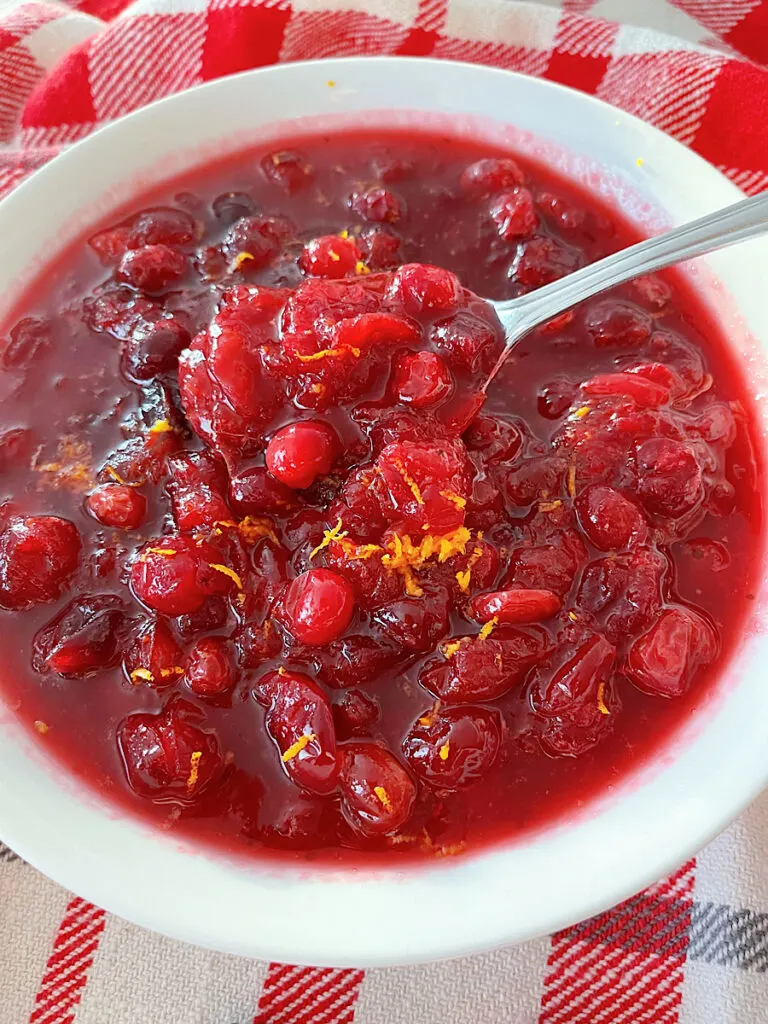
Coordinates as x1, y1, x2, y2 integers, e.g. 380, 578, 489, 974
0, 130, 762, 863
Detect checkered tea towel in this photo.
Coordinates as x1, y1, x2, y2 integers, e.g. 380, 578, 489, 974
1, 1, 768, 1022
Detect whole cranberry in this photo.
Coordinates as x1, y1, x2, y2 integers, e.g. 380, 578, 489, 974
459, 157, 524, 197
126, 207, 197, 248
469, 588, 560, 625
0, 516, 80, 609
282, 568, 355, 646
403, 705, 502, 788
513, 236, 581, 288
627, 606, 718, 698
261, 149, 313, 193
357, 226, 403, 270
388, 263, 461, 317
430, 311, 501, 373
490, 188, 537, 240
576, 548, 667, 644
339, 742, 416, 838
131, 535, 234, 616
576, 485, 646, 551
318, 635, 399, 689
299, 235, 361, 278
265, 420, 339, 490
391, 350, 452, 408
117, 244, 187, 292
229, 465, 298, 516
222, 215, 289, 266
118, 702, 224, 800
124, 617, 184, 687
32, 594, 127, 678
185, 636, 236, 696
87, 484, 146, 531
122, 318, 190, 380
255, 669, 339, 794
348, 186, 402, 223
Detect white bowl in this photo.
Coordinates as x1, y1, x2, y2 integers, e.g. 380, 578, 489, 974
0, 57, 767, 968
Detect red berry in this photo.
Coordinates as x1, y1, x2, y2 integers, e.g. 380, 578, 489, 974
32, 595, 127, 678
349, 186, 402, 223
469, 588, 560, 624
459, 158, 524, 197
357, 226, 403, 270
87, 484, 146, 530
282, 568, 355, 645
635, 437, 704, 519
185, 636, 235, 696
585, 300, 652, 348
581, 372, 670, 408
490, 188, 537, 240
0, 515, 80, 609
333, 689, 380, 739
126, 207, 197, 248
392, 350, 452, 408
318, 635, 399, 689
576, 485, 646, 551
576, 548, 667, 644
131, 535, 235, 616
261, 150, 313, 193
375, 439, 470, 533
464, 414, 524, 464
117, 244, 187, 292
122, 318, 190, 381
229, 465, 298, 516
265, 420, 339, 490
514, 236, 580, 287
118, 702, 223, 799
373, 586, 450, 652
627, 606, 718, 698
404, 705, 502, 788
255, 669, 338, 794
420, 627, 550, 703
430, 310, 501, 373
222, 215, 291, 267
339, 742, 416, 838
388, 263, 461, 317
299, 235, 361, 278
124, 617, 184, 687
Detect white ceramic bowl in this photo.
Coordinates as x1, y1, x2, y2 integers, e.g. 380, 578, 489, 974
0, 57, 767, 968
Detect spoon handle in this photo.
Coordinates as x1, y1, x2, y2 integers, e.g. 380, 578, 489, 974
487, 190, 768, 383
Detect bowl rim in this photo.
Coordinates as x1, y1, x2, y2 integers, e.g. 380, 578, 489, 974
0, 55, 767, 967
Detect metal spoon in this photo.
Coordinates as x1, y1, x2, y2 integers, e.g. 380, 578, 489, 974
484, 190, 768, 389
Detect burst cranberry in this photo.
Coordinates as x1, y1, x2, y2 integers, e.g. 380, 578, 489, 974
576, 485, 646, 551
391, 350, 452, 408
357, 226, 403, 269
2, 317, 51, 367
127, 207, 197, 248
234, 618, 282, 668
299, 235, 361, 278
635, 437, 704, 519
469, 588, 560, 624
420, 627, 550, 703
265, 420, 339, 490
339, 742, 416, 837
504, 455, 568, 507
333, 689, 380, 739
388, 263, 461, 317
282, 568, 355, 645
124, 617, 184, 687
222, 216, 288, 267
117, 244, 187, 292
373, 586, 450, 652
459, 157, 524, 197
118, 702, 223, 799
576, 548, 667, 644
131, 535, 234, 616
491, 188, 537, 239
404, 705, 502, 788
627, 606, 718, 698
581, 372, 670, 408
514, 236, 580, 287
122, 318, 190, 380
585, 299, 653, 348
430, 310, 501, 372
87, 484, 146, 530
185, 636, 235, 696
255, 669, 338, 794
32, 595, 127, 678
229, 466, 299, 516
375, 439, 469, 533
508, 532, 587, 598
318, 634, 399, 688
0, 516, 80, 609
465, 414, 524, 463
261, 149, 313, 192
349, 186, 402, 223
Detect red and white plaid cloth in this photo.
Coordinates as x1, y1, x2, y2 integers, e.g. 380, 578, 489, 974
2, 1, 768, 1021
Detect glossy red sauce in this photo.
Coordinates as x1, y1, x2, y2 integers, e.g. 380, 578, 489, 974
0, 129, 762, 864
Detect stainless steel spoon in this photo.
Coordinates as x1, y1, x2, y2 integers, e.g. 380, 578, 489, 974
484, 190, 768, 389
